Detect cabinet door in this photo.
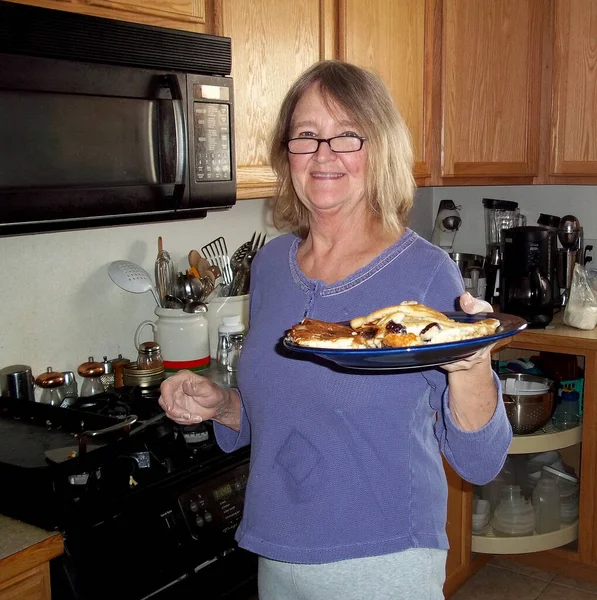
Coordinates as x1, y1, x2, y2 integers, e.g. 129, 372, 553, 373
441, 0, 543, 182
4, 0, 206, 32
550, 0, 597, 179
211, 0, 336, 200
339, 0, 437, 182
443, 460, 473, 598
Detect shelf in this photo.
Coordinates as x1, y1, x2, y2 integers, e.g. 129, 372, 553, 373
472, 521, 578, 554
508, 424, 582, 454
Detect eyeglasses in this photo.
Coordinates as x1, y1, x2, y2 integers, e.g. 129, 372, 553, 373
285, 135, 367, 154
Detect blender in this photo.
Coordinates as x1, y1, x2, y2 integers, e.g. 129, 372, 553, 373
483, 198, 526, 305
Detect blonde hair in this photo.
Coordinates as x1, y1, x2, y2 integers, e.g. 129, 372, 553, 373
269, 60, 415, 238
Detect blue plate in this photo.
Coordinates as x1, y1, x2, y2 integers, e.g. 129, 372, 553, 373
283, 312, 527, 371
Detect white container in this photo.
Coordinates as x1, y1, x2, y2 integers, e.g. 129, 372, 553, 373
472, 499, 491, 534
217, 316, 246, 372
532, 478, 561, 534
135, 307, 210, 374
206, 294, 250, 358
492, 488, 535, 537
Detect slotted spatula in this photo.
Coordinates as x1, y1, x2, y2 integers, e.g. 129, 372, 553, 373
201, 237, 233, 286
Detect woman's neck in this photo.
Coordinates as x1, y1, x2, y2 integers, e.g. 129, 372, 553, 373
297, 217, 404, 284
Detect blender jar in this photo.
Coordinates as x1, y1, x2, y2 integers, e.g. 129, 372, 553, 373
482, 198, 526, 303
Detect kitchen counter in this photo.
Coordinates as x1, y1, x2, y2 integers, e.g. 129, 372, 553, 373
0, 514, 63, 599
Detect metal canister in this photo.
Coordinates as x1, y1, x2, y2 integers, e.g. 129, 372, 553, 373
0, 364, 35, 401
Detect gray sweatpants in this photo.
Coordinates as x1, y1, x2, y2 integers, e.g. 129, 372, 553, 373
258, 548, 447, 600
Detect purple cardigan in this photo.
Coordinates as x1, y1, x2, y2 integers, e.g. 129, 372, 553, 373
215, 230, 511, 564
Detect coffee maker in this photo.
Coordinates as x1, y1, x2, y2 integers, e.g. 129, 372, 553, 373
500, 226, 556, 328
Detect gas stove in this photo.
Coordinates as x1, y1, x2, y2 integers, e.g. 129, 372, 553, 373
0, 380, 256, 600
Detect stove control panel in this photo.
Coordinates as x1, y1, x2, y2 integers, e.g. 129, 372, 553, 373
178, 462, 249, 539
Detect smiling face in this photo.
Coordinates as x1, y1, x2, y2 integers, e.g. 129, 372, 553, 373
287, 84, 368, 219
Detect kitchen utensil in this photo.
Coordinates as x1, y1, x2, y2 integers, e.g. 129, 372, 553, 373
499, 373, 554, 434
164, 294, 185, 309
155, 236, 175, 308
229, 232, 266, 296
188, 249, 212, 277
108, 260, 161, 306
201, 237, 233, 286
183, 301, 208, 314
45, 414, 138, 464
0, 365, 35, 401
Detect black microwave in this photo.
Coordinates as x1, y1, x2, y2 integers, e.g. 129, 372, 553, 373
0, 2, 236, 236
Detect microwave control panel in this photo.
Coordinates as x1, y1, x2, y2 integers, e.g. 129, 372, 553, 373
193, 102, 232, 182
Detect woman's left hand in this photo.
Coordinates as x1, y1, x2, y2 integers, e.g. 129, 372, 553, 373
441, 292, 499, 431
441, 292, 494, 373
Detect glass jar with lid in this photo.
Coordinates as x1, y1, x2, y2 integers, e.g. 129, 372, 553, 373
136, 341, 164, 370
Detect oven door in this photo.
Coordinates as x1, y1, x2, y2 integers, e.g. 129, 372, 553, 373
51, 455, 257, 600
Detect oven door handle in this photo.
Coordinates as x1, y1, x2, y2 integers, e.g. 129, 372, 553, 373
78, 414, 138, 454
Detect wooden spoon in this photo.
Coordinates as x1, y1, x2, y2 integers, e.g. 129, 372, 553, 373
188, 249, 212, 278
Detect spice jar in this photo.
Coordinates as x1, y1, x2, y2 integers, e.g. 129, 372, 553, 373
77, 357, 105, 397
136, 341, 164, 370
36, 367, 65, 406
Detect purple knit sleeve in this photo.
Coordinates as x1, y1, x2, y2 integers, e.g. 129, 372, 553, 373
435, 370, 512, 485
213, 393, 251, 452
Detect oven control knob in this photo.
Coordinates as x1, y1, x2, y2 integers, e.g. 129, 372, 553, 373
204, 512, 213, 523
189, 501, 199, 513
195, 516, 204, 528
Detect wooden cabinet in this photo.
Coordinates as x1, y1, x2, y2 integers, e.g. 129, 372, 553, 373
548, 0, 597, 182
443, 461, 473, 598
339, 0, 437, 183
209, 0, 336, 200
438, 0, 544, 185
4, 0, 206, 32
0, 527, 63, 600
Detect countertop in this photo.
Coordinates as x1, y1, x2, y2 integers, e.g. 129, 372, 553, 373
507, 312, 597, 352
0, 514, 63, 587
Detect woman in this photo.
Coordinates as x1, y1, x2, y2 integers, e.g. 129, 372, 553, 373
160, 61, 512, 599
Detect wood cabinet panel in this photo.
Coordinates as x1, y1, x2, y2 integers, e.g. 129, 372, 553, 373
4, 0, 206, 32
441, 0, 543, 181
443, 460, 472, 598
0, 565, 50, 600
550, 0, 597, 178
339, 0, 436, 180
211, 0, 335, 200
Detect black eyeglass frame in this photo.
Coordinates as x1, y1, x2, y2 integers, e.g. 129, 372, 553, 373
285, 135, 367, 154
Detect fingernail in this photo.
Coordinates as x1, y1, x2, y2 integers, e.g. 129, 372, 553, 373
191, 415, 203, 423
182, 412, 191, 420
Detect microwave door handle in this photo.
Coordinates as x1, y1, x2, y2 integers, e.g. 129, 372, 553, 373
161, 74, 187, 188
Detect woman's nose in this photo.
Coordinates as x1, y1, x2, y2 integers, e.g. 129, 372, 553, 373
313, 139, 336, 162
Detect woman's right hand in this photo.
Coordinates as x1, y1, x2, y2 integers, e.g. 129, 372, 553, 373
158, 370, 241, 431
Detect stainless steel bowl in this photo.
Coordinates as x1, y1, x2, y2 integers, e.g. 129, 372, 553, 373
499, 373, 554, 434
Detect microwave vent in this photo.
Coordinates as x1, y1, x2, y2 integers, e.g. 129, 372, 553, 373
0, 1, 231, 76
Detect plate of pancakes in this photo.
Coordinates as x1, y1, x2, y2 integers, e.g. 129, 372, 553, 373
283, 302, 527, 370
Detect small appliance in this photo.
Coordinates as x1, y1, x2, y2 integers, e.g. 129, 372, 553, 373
0, 2, 235, 236
483, 198, 526, 304
500, 226, 556, 328
556, 215, 583, 307
431, 199, 462, 252
451, 253, 487, 300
